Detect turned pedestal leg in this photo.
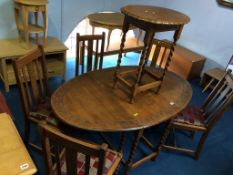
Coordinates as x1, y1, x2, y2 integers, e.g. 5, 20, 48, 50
113, 17, 130, 88
130, 30, 154, 103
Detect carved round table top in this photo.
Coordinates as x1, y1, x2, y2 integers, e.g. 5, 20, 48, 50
88, 12, 124, 28
121, 5, 190, 26
14, 0, 48, 5
51, 67, 192, 132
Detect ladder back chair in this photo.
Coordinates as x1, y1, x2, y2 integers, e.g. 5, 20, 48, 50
149, 39, 173, 77
76, 32, 105, 76
147, 39, 173, 92
39, 122, 122, 175
13, 45, 57, 146
162, 69, 233, 159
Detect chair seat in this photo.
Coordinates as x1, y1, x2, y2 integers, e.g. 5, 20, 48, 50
174, 105, 205, 126
29, 97, 58, 126
55, 149, 120, 175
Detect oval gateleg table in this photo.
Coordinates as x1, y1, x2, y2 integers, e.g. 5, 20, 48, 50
51, 67, 192, 174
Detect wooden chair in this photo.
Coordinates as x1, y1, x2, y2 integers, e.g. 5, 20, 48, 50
13, 45, 57, 146
76, 32, 105, 76
162, 69, 233, 159
39, 122, 122, 175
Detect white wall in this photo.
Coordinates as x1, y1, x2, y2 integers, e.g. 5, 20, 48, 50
0, 0, 232, 71
161, 0, 233, 71
0, 0, 17, 38
0, 0, 62, 39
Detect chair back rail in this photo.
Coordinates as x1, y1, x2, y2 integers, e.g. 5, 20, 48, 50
76, 32, 105, 76
150, 39, 173, 80
40, 123, 108, 175
13, 45, 49, 117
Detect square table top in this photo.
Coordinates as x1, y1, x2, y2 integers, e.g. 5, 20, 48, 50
0, 113, 37, 175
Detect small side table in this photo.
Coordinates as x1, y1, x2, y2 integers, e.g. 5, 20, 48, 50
200, 67, 225, 92
114, 5, 190, 103
14, 0, 48, 48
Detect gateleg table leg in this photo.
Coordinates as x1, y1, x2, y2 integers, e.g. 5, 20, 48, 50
124, 129, 144, 175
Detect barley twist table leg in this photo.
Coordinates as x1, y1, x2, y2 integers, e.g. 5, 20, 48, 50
124, 129, 144, 175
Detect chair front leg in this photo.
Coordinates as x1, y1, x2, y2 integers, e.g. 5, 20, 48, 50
194, 131, 209, 160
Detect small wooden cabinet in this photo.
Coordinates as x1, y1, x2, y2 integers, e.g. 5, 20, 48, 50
0, 37, 67, 92
169, 45, 206, 80
149, 43, 206, 80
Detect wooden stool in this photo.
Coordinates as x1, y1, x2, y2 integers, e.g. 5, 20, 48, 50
14, 0, 48, 48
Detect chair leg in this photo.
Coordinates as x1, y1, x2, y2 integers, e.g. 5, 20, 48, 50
172, 128, 176, 146
194, 131, 209, 160
24, 119, 30, 145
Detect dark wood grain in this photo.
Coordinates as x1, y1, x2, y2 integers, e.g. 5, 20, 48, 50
51, 67, 192, 132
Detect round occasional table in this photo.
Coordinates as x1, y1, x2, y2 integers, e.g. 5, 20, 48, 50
14, 0, 48, 48
88, 12, 142, 50
114, 5, 190, 102
51, 67, 192, 173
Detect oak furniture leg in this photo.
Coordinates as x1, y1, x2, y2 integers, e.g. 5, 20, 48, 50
124, 129, 144, 175
22, 6, 29, 48
14, 8, 22, 42
34, 11, 39, 44
42, 8, 47, 47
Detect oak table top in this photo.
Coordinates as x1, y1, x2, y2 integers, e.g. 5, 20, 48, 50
51, 67, 192, 132
0, 113, 37, 175
121, 5, 190, 27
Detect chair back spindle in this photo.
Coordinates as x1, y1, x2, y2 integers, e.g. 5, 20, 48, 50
40, 123, 109, 175
76, 32, 105, 76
